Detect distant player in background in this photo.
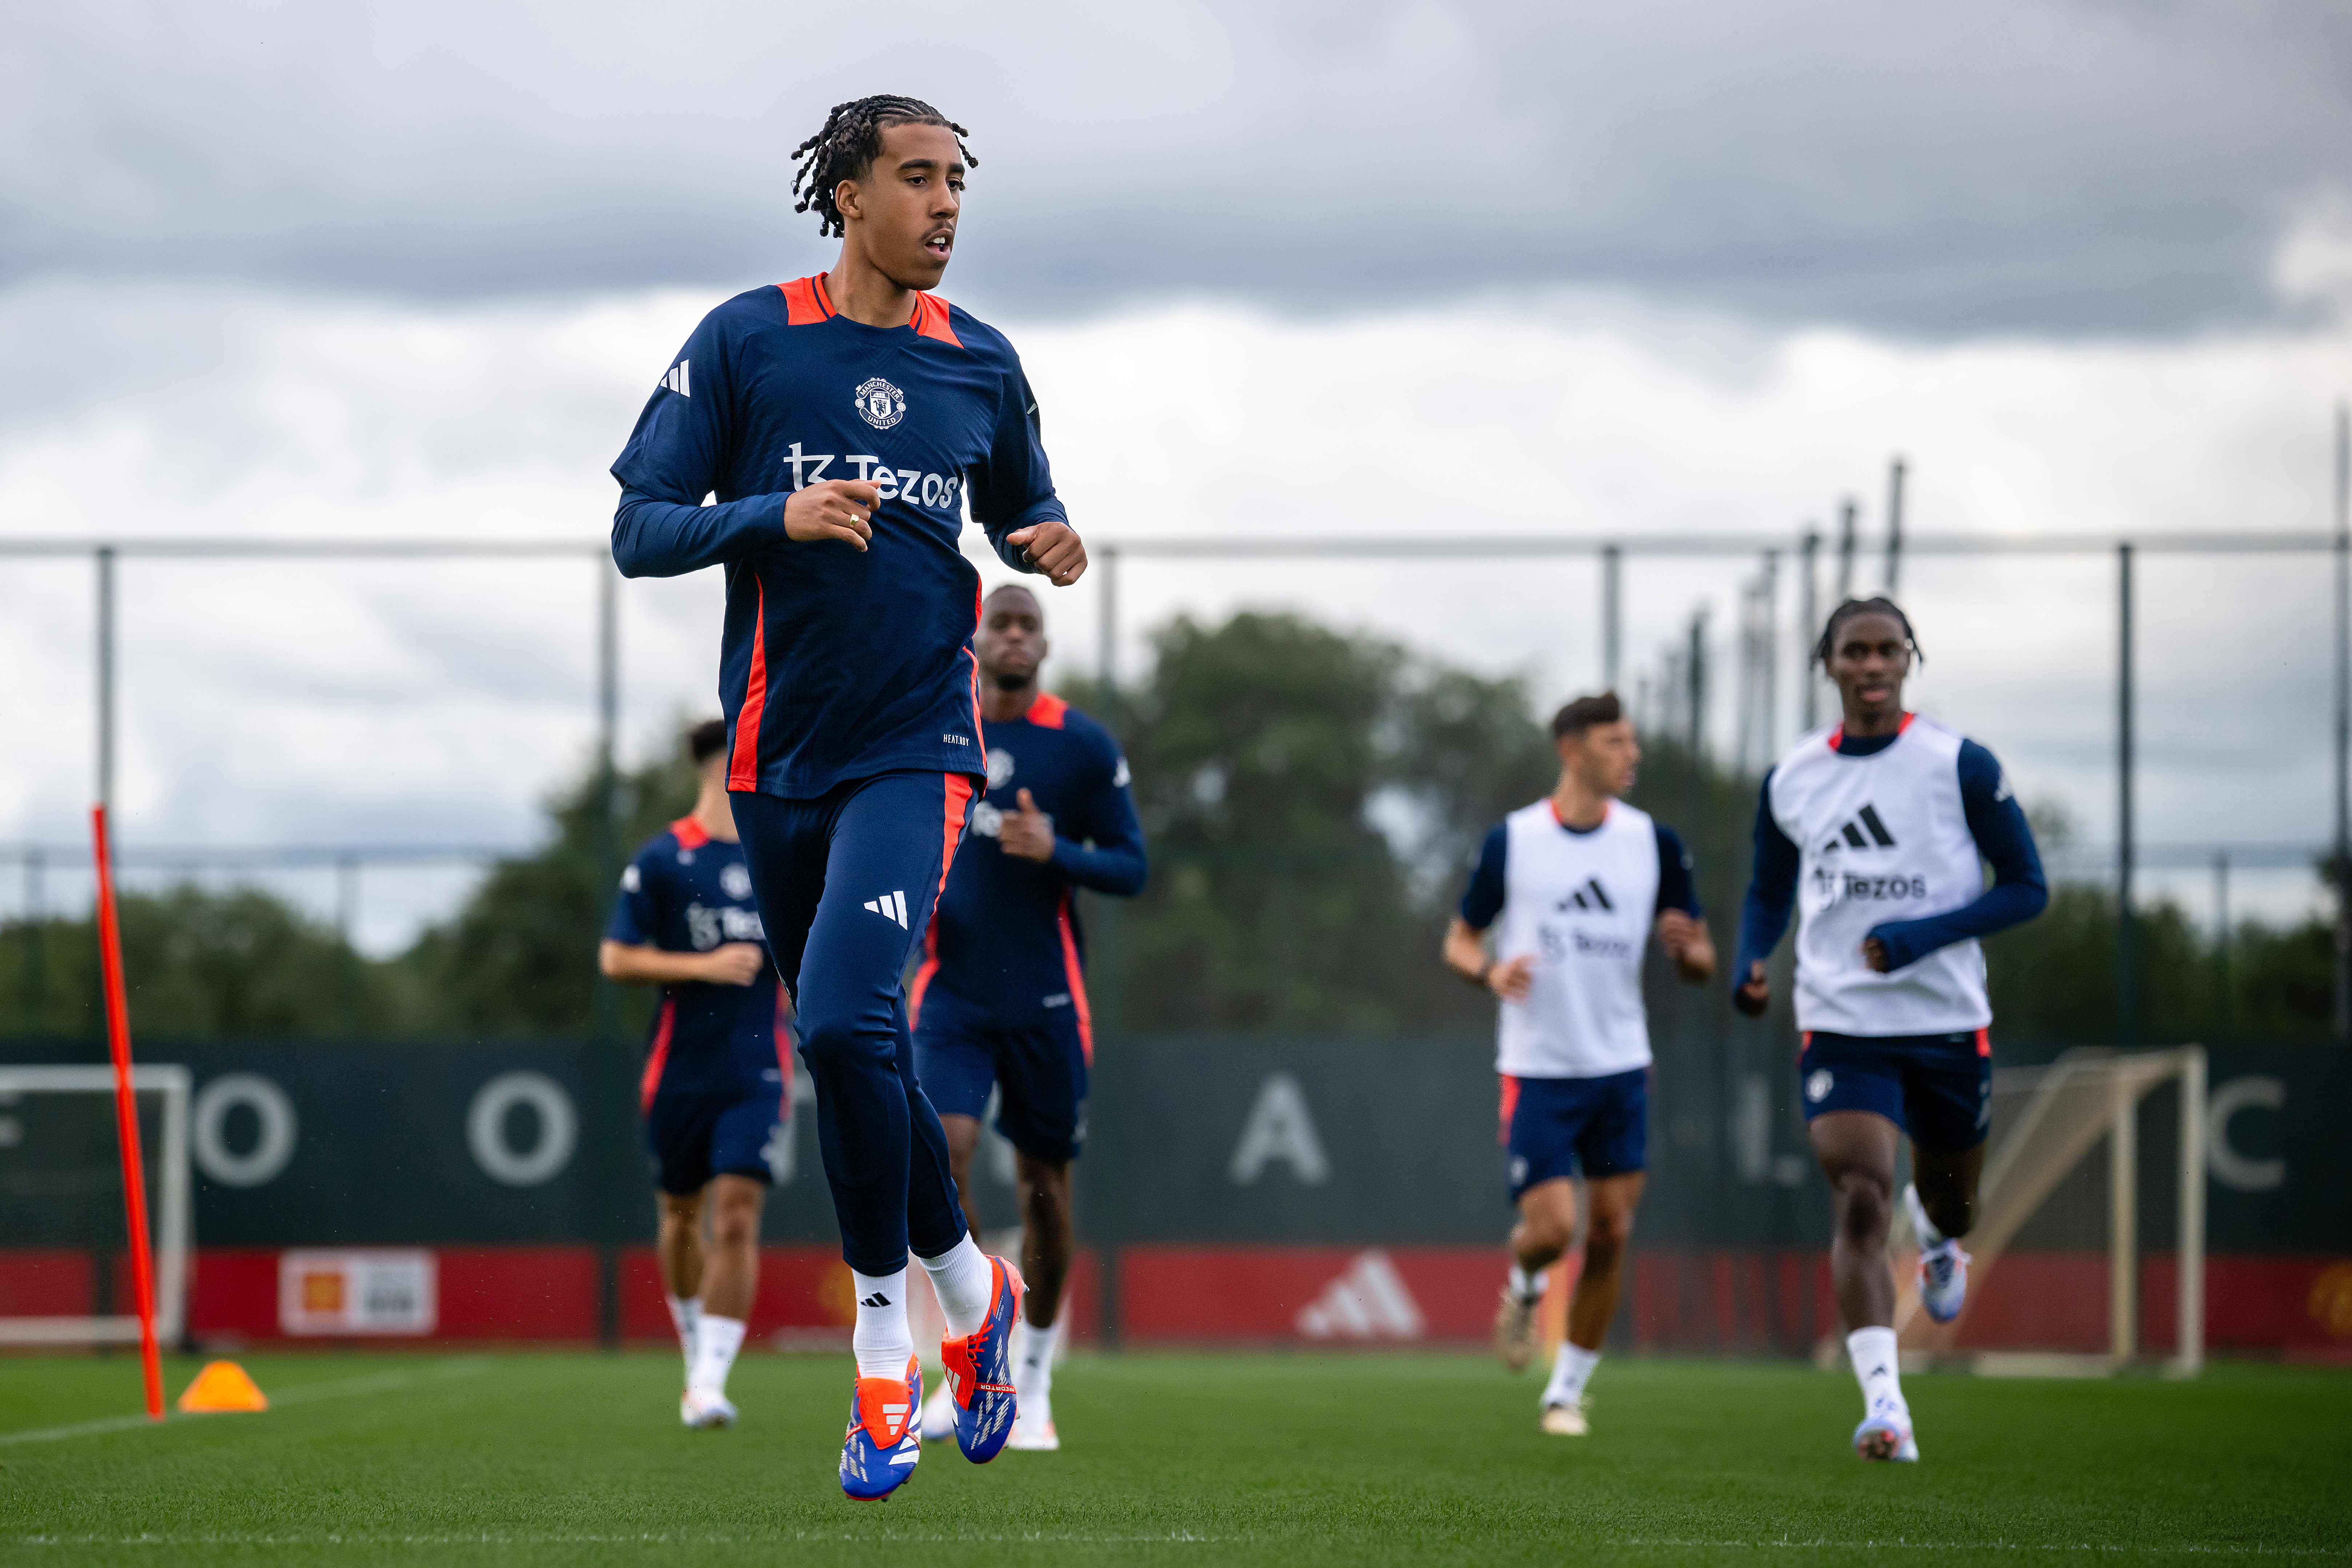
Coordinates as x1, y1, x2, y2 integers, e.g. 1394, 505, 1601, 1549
1732, 599, 2047, 1463
599, 718, 790, 1430
1444, 692, 1714, 1436
911, 584, 1145, 1452
611, 94, 1086, 1499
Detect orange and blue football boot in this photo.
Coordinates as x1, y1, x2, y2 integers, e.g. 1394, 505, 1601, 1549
940, 1256, 1025, 1463
838, 1356, 923, 1501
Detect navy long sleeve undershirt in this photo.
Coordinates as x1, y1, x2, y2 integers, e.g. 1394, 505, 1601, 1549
1049, 829, 1148, 897
1732, 731, 2048, 992
612, 486, 1044, 580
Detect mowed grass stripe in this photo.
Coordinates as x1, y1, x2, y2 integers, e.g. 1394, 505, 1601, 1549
0, 1357, 492, 1446
0, 1352, 2343, 1568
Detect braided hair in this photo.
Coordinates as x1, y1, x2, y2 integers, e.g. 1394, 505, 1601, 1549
791, 96, 976, 239
1813, 596, 1924, 668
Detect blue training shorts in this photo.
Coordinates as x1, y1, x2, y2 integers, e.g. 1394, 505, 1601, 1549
912, 988, 1089, 1164
645, 1090, 786, 1195
1798, 1028, 1992, 1152
1500, 1067, 1648, 1203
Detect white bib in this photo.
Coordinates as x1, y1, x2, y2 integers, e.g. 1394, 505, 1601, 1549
1492, 799, 1661, 1079
1767, 715, 1990, 1036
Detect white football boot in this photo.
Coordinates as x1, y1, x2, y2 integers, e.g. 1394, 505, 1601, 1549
1853, 1397, 1919, 1462
918, 1379, 957, 1442
1539, 1397, 1589, 1436
679, 1388, 737, 1429
1494, 1288, 1540, 1372
1904, 1184, 1972, 1324
1005, 1393, 1060, 1452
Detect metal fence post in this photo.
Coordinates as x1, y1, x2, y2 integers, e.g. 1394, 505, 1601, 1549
2333, 403, 2349, 1040
1602, 543, 1622, 692
96, 546, 115, 822
1884, 458, 1907, 596
594, 560, 622, 1348
2119, 542, 2136, 1049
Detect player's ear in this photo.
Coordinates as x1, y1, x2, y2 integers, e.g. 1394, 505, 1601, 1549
834, 177, 863, 224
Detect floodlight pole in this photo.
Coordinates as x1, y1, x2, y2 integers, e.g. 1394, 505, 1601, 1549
1601, 544, 1622, 692
594, 558, 622, 1348
1835, 500, 1857, 602
2118, 543, 2137, 1050
96, 547, 116, 823
1098, 545, 1120, 694
1884, 457, 1907, 596
1798, 530, 1821, 732
2333, 402, 2350, 1041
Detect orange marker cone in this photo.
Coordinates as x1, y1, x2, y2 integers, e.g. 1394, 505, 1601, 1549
176, 1360, 268, 1413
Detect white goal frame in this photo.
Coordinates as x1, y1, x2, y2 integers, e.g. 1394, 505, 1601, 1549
1896, 1045, 2205, 1376
0, 1064, 192, 1346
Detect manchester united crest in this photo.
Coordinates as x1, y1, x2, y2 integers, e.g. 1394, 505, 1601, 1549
854, 376, 906, 430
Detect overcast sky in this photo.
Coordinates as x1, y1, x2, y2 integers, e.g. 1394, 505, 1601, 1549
3, 3, 2349, 948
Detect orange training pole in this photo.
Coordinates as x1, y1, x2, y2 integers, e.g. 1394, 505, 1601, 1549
91, 804, 164, 1421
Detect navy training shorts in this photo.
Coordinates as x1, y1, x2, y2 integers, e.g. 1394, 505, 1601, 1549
1798, 1028, 1992, 1152
1500, 1066, 1648, 1203
645, 1089, 786, 1195
912, 987, 1089, 1165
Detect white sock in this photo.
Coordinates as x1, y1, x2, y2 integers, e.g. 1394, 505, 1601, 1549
665, 1294, 700, 1379
1507, 1262, 1548, 1303
851, 1268, 914, 1380
916, 1236, 995, 1339
1012, 1315, 1059, 1409
689, 1313, 745, 1401
1544, 1342, 1600, 1407
1847, 1326, 1907, 1422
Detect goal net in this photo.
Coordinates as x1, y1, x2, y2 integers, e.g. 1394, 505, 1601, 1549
1893, 1046, 2205, 1376
0, 1065, 192, 1347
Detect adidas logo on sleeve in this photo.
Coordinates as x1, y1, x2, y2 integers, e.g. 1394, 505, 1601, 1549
863, 890, 909, 928
661, 360, 691, 397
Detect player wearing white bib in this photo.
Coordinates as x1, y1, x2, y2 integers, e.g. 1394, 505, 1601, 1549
1444, 693, 1714, 1436
1732, 599, 2046, 1464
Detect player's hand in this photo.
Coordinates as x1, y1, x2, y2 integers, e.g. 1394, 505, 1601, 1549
1007, 520, 1086, 586
1862, 936, 1893, 974
783, 480, 879, 551
1487, 953, 1536, 1003
997, 788, 1057, 862
1732, 959, 1771, 1016
1656, 909, 1704, 962
699, 943, 768, 986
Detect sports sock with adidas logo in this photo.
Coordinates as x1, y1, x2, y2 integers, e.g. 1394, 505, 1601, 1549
1846, 1325, 1908, 1423
691, 1314, 745, 1402
851, 1268, 914, 1380
1544, 1342, 1600, 1407
917, 1234, 994, 1339
666, 1294, 701, 1380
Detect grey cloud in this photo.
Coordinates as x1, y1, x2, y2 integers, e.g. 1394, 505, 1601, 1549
5, 0, 2349, 332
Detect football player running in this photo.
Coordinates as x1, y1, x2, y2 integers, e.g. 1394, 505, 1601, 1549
610, 96, 1085, 1500
1444, 692, 1714, 1436
1732, 599, 2047, 1463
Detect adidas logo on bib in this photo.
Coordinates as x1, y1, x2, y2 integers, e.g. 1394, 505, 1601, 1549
1821, 803, 1897, 852
1553, 877, 1614, 913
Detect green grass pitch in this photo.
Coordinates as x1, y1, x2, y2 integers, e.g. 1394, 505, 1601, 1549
1, 1351, 2346, 1565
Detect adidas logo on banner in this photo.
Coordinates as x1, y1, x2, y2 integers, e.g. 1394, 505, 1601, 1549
660, 360, 691, 397
863, 890, 909, 928
1822, 803, 1897, 852
1555, 877, 1614, 913
1295, 1249, 1425, 1340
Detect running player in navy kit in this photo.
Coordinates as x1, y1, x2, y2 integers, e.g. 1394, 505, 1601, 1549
1444, 693, 1715, 1436
609, 96, 1085, 1500
599, 719, 791, 1431
911, 583, 1144, 1452
1732, 599, 2047, 1463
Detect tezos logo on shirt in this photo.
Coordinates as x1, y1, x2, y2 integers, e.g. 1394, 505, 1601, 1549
854, 377, 906, 430
985, 748, 1016, 789
720, 862, 752, 900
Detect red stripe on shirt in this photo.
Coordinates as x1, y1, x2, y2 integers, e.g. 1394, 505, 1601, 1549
728, 575, 768, 791
1025, 692, 1069, 729
779, 276, 829, 325
640, 996, 676, 1112
667, 815, 709, 850
1055, 892, 1095, 1065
